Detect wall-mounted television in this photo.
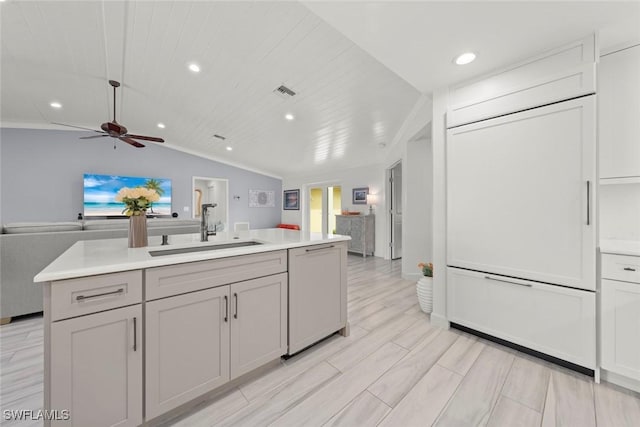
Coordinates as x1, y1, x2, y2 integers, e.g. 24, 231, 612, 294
83, 173, 172, 218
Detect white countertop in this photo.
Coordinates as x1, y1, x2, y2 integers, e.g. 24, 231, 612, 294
600, 239, 640, 257
34, 229, 350, 283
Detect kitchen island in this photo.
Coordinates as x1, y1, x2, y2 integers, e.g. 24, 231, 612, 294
35, 229, 350, 426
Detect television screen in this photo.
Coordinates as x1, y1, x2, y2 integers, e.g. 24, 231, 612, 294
83, 174, 172, 217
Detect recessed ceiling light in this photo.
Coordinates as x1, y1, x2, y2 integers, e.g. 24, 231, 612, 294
226, 146, 233, 151
454, 52, 476, 65
50, 102, 62, 109
188, 63, 201, 73
157, 123, 165, 129
285, 113, 295, 121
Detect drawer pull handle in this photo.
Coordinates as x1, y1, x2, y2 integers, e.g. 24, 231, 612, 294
484, 275, 533, 288
76, 288, 124, 301
234, 293, 238, 319
306, 245, 335, 253
224, 295, 228, 322
133, 317, 137, 352
623, 267, 637, 272
586, 180, 591, 226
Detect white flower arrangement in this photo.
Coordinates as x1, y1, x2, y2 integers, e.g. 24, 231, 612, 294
115, 187, 160, 216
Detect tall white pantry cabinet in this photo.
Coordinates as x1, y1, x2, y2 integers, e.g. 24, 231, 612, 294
445, 35, 597, 369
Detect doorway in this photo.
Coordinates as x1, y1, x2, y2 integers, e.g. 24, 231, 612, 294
389, 162, 403, 259
308, 185, 342, 234
192, 177, 229, 231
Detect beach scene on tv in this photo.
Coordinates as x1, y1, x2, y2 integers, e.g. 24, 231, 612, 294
83, 174, 172, 217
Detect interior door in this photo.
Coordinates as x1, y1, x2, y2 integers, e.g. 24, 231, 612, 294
390, 162, 403, 259
446, 96, 596, 290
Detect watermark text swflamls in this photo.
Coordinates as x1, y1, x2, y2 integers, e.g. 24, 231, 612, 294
3, 409, 70, 421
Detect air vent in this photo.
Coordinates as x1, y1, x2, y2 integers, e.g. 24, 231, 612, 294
213, 134, 226, 140
274, 84, 296, 99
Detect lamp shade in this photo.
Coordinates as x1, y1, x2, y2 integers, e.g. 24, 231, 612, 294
366, 194, 377, 205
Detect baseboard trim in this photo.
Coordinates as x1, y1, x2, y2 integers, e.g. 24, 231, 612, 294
430, 313, 450, 329
601, 369, 640, 394
451, 322, 594, 377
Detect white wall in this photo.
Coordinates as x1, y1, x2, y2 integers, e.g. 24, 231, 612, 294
600, 184, 640, 240
401, 137, 433, 281
431, 87, 449, 328
281, 164, 386, 257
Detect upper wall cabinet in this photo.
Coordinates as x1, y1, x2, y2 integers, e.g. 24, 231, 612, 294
599, 44, 640, 181
448, 35, 596, 128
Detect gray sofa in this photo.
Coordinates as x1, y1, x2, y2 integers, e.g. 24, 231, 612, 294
0, 219, 200, 321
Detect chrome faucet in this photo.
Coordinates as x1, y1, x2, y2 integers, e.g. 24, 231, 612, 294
200, 203, 218, 241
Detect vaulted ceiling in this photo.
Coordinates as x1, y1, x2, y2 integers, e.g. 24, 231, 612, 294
2, 1, 639, 178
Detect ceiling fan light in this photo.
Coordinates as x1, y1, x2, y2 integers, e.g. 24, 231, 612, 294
454, 52, 476, 65
50, 102, 62, 109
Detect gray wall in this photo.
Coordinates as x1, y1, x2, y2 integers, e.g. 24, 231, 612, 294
0, 128, 281, 228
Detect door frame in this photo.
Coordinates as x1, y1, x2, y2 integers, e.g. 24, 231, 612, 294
303, 181, 342, 234
192, 176, 229, 228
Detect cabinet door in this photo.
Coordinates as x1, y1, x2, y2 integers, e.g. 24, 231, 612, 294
349, 218, 363, 251
599, 45, 640, 179
288, 243, 348, 354
447, 96, 596, 290
230, 273, 288, 378
51, 305, 142, 427
601, 279, 640, 379
447, 267, 595, 369
145, 286, 230, 420
335, 216, 350, 235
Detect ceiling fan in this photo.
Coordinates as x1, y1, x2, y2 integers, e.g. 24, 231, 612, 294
53, 80, 164, 148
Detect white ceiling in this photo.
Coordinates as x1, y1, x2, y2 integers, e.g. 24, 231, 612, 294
304, 1, 640, 93
2, 1, 639, 178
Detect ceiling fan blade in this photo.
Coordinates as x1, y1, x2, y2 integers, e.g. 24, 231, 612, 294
124, 134, 165, 143
52, 122, 102, 133
79, 134, 109, 140
119, 137, 145, 148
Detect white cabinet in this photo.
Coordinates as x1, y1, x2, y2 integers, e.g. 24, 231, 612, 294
447, 96, 596, 291
145, 272, 288, 419
288, 243, 348, 354
230, 273, 288, 378
599, 45, 640, 180
601, 251, 640, 381
336, 215, 375, 257
145, 286, 230, 420
447, 267, 596, 369
50, 305, 142, 427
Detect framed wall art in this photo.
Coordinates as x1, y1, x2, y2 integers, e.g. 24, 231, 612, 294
283, 189, 300, 210
352, 187, 369, 205
248, 189, 275, 208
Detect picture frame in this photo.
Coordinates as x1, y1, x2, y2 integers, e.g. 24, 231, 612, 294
352, 187, 369, 205
283, 189, 300, 210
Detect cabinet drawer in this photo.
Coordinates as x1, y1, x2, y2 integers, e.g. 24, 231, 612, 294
447, 267, 595, 368
50, 270, 142, 321
146, 250, 287, 300
602, 254, 640, 283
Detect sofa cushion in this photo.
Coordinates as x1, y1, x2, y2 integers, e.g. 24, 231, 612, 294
2, 222, 83, 234
82, 219, 130, 230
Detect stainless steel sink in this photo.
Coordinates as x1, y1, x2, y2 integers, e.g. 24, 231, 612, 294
149, 241, 262, 257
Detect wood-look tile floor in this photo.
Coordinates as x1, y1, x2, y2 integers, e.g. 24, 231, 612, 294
2, 255, 640, 426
